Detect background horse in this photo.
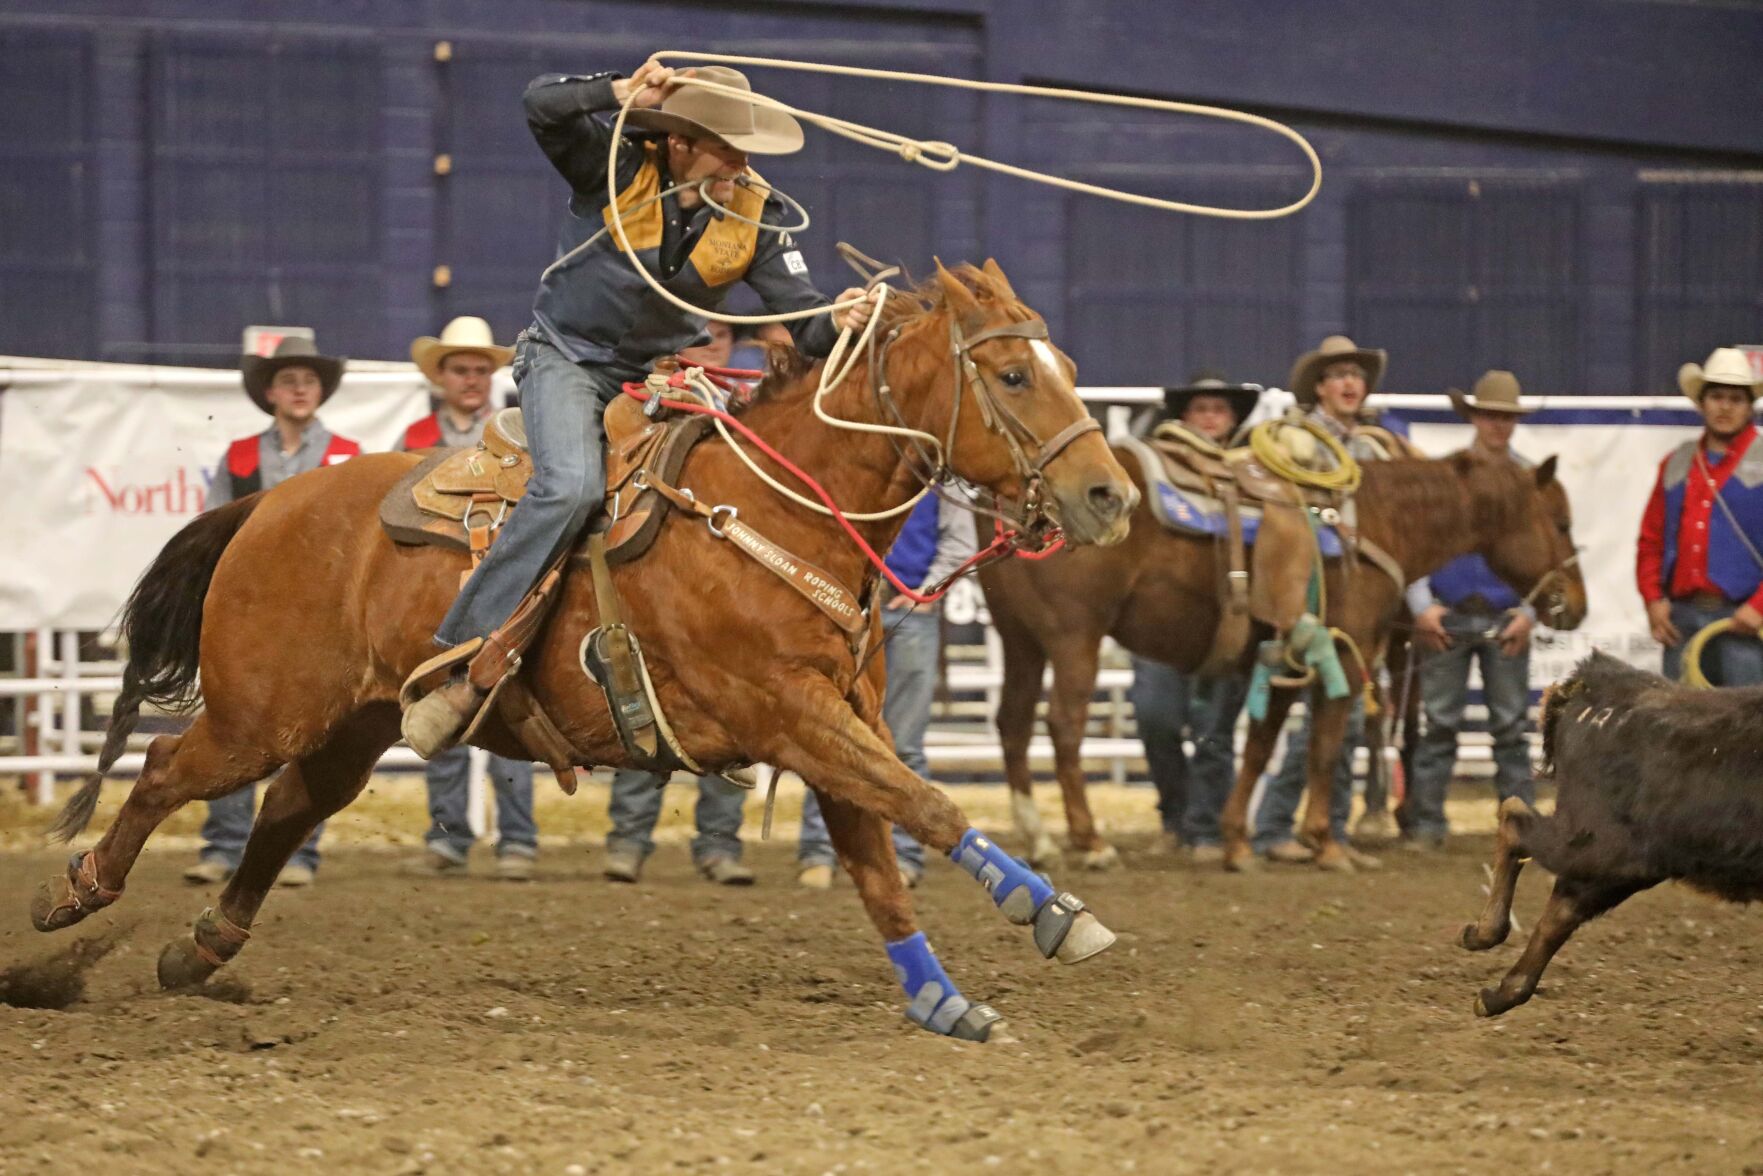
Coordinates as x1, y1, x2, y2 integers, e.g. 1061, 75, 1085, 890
33, 261, 1138, 1041
982, 450, 1586, 872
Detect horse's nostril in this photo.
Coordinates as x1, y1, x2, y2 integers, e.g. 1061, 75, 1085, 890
1088, 484, 1122, 517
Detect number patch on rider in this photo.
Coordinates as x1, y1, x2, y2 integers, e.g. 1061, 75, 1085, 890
782, 250, 808, 275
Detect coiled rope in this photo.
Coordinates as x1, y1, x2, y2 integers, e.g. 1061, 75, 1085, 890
1247, 418, 1362, 494
1680, 619, 1763, 689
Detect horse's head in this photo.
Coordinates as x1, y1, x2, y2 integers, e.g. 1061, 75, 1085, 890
884, 260, 1137, 546
1457, 451, 1587, 630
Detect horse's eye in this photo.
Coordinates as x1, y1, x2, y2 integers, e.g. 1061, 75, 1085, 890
1000, 369, 1028, 389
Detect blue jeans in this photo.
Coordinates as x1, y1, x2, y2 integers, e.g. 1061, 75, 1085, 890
798, 606, 935, 871
1252, 696, 1362, 851
1406, 611, 1533, 840
437, 333, 633, 647
1127, 657, 1247, 847
607, 769, 747, 864
200, 781, 322, 871
423, 747, 537, 862
1661, 597, 1763, 687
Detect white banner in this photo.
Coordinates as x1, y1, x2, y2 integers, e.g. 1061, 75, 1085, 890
0, 361, 1718, 682
0, 361, 433, 629
1406, 407, 1701, 684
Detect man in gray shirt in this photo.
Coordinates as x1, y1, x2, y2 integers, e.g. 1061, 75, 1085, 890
185, 336, 360, 889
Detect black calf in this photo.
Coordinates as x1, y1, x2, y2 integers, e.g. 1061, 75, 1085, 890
1461, 651, 1763, 1016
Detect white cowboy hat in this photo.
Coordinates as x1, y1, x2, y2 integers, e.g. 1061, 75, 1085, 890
410, 316, 515, 384
1289, 335, 1387, 408
1678, 347, 1763, 405
1449, 369, 1535, 419
625, 66, 804, 156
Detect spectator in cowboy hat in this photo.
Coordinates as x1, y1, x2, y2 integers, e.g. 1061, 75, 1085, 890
397, 317, 540, 881
186, 335, 361, 889
1402, 370, 1541, 851
399, 316, 517, 451
1254, 335, 1414, 869
1637, 346, 1763, 686
1129, 373, 1258, 862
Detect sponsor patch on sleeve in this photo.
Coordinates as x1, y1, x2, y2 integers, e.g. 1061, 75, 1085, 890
782, 250, 808, 275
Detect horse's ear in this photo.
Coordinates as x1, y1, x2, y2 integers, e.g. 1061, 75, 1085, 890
934, 258, 984, 328
981, 257, 1018, 302
1535, 455, 1559, 488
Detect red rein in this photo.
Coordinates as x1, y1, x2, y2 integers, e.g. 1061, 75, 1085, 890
621, 371, 1063, 604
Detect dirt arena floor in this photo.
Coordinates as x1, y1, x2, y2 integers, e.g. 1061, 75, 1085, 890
2, 777, 1760, 1175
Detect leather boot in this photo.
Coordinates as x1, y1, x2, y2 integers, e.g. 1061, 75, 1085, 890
400, 673, 486, 759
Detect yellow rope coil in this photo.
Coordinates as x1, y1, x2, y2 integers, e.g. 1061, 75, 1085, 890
1247, 419, 1361, 494
1679, 619, 1763, 689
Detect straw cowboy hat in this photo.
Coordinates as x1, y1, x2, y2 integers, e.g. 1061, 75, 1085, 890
624, 66, 805, 155
1449, 369, 1535, 419
1164, 374, 1261, 425
410, 316, 515, 384
1678, 347, 1763, 405
1289, 335, 1387, 408
241, 336, 346, 414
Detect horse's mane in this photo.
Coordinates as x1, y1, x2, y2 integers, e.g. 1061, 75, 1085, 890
1356, 451, 1528, 535
739, 263, 1026, 414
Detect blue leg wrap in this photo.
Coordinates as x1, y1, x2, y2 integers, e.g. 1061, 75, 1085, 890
884, 931, 983, 1036
950, 828, 1054, 925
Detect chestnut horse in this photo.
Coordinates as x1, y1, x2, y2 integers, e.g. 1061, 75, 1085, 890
981, 450, 1587, 872
33, 261, 1138, 1041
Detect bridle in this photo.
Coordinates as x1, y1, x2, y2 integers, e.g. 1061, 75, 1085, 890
1521, 550, 1582, 628
868, 308, 1101, 546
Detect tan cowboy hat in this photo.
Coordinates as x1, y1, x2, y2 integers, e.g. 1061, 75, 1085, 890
624, 66, 804, 155
1449, 369, 1535, 419
240, 335, 345, 414
1289, 335, 1387, 408
1678, 347, 1763, 405
410, 316, 514, 384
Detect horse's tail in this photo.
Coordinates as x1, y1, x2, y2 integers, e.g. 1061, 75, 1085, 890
48, 494, 264, 842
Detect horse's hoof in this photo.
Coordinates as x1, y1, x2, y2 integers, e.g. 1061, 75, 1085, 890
1460, 922, 1507, 952
1054, 910, 1117, 964
30, 853, 120, 933
1473, 992, 1490, 1017
949, 1002, 1003, 1042
156, 937, 219, 990
1081, 844, 1120, 872
1029, 891, 1116, 963
1223, 847, 1259, 873
31, 878, 88, 933
1314, 852, 1356, 874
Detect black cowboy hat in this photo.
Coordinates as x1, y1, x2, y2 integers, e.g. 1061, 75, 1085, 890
1163, 375, 1262, 425
240, 336, 346, 415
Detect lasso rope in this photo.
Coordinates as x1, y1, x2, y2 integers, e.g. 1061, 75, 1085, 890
602, 53, 1322, 522
1679, 618, 1763, 689
1247, 418, 1362, 494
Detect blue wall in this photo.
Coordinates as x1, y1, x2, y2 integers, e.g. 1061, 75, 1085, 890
1, 0, 1759, 392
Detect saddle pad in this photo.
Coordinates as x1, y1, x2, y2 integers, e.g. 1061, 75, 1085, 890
1150, 480, 1345, 559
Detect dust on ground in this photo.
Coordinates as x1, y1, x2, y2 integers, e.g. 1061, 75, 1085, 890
2, 778, 1760, 1174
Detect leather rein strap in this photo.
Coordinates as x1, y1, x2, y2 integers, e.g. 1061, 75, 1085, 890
640, 474, 870, 642
871, 313, 1100, 538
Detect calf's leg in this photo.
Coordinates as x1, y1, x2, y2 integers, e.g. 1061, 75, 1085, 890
1474, 874, 1655, 1017
1461, 796, 1541, 951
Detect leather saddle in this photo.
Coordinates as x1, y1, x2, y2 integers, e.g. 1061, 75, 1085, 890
379, 400, 715, 567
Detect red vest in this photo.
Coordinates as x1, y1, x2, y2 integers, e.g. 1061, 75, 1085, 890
401, 414, 444, 451
226, 433, 360, 498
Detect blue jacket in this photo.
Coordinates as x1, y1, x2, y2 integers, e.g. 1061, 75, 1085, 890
1429, 553, 1521, 611
885, 496, 940, 588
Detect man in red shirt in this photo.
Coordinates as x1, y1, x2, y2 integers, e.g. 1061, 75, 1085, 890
1636, 347, 1763, 685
